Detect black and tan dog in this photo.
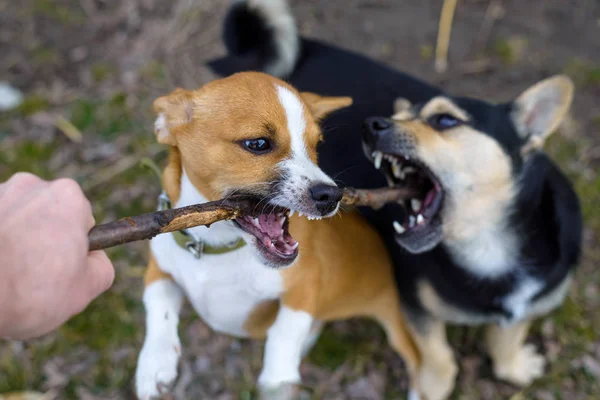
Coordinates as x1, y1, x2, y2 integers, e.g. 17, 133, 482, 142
210, 1, 583, 399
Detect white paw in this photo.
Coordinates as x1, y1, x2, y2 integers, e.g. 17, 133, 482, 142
494, 343, 546, 386
135, 336, 181, 399
418, 359, 457, 400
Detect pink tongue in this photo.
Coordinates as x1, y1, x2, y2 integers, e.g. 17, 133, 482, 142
423, 189, 436, 208
258, 214, 285, 238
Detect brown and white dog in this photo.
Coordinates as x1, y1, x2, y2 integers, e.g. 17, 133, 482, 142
134, 72, 420, 399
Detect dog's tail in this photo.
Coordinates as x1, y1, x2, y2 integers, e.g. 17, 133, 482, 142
208, 0, 300, 78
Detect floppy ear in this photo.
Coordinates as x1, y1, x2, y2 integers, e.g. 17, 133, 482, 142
511, 75, 574, 151
300, 92, 352, 121
152, 88, 196, 146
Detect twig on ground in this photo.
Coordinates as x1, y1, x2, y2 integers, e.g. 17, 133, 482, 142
435, 0, 459, 73
88, 186, 419, 251
54, 115, 83, 143
81, 145, 165, 192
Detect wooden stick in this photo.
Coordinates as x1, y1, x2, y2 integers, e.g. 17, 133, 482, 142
88, 186, 417, 251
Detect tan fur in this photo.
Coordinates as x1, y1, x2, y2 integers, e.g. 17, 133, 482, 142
420, 96, 470, 122
486, 320, 545, 386
300, 92, 352, 121
279, 211, 420, 374
409, 320, 457, 400
243, 299, 280, 339
392, 100, 515, 244
145, 72, 420, 389
144, 253, 172, 286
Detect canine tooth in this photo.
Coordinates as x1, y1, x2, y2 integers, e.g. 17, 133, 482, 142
403, 166, 416, 174
289, 210, 295, 217
373, 151, 383, 169
411, 199, 422, 212
409, 215, 416, 228
291, 242, 299, 250
393, 221, 406, 234
417, 214, 424, 224
299, 212, 304, 217
391, 162, 402, 178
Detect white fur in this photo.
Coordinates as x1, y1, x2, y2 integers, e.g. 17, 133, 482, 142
272, 85, 339, 216
136, 171, 286, 399
502, 276, 543, 324
449, 225, 518, 279
258, 305, 313, 388
249, 0, 299, 78
154, 113, 169, 141
136, 279, 184, 399
150, 170, 284, 336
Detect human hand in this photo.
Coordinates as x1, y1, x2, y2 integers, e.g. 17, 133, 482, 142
0, 173, 115, 340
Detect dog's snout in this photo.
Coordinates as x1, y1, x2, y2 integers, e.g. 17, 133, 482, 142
310, 184, 343, 215
362, 117, 393, 148
366, 117, 391, 132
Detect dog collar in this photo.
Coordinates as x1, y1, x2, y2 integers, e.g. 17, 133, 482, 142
157, 192, 246, 259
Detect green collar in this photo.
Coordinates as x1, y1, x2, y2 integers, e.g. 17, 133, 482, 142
143, 158, 246, 259
172, 229, 246, 258
157, 191, 246, 259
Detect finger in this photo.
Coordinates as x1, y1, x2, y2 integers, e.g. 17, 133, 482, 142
0, 172, 46, 199
49, 178, 93, 230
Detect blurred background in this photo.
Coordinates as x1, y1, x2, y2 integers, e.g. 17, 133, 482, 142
0, 0, 599, 399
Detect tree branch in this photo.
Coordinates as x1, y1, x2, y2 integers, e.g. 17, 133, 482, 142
88, 186, 417, 251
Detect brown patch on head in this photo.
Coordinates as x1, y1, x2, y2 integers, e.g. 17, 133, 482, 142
300, 92, 352, 121
153, 72, 340, 201
299, 92, 351, 164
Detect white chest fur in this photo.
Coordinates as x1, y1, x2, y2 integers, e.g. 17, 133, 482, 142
150, 171, 284, 337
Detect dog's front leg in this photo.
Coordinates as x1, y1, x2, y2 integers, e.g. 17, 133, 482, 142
258, 304, 314, 399
486, 320, 545, 386
410, 318, 457, 400
135, 268, 184, 400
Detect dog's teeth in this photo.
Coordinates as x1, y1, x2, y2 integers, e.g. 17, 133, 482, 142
417, 214, 424, 224
289, 210, 295, 217
373, 151, 383, 169
298, 212, 304, 217
409, 215, 416, 228
391, 163, 400, 177
411, 199, 422, 212
291, 242, 299, 250
393, 221, 406, 234
403, 166, 416, 174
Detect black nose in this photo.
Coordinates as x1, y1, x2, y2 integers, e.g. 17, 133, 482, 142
362, 117, 393, 147
310, 184, 343, 215
365, 116, 391, 132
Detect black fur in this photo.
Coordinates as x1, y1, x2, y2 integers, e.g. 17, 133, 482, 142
209, 4, 582, 328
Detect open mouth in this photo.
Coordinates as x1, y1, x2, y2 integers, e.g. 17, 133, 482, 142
371, 150, 444, 252
233, 202, 299, 266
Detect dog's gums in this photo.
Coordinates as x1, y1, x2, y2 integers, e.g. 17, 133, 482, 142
372, 150, 443, 237
234, 207, 299, 265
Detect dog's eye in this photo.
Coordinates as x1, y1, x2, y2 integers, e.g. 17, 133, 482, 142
242, 138, 272, 154
427, 113, 462, 130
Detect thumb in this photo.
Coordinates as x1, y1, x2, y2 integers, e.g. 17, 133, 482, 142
84, 250, 115, 297
64, 251, 115, 325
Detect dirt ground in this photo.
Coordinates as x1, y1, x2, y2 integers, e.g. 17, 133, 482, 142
1, 0, 599, 399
